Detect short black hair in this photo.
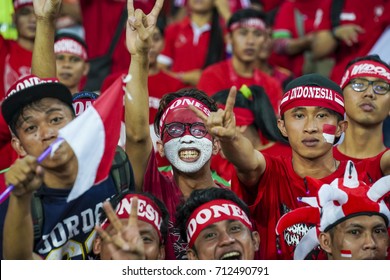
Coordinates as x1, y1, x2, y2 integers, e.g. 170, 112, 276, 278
175, 188, 251, 245
227, 8, 267, 31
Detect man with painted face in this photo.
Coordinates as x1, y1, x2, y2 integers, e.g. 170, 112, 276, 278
192, 74, 390, 260
123, 0, 221, 260
276, 161, 390, 260
176, 188, 260, 260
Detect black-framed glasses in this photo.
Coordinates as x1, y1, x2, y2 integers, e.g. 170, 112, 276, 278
349, 78, 390, 95
163, 122, 208, 139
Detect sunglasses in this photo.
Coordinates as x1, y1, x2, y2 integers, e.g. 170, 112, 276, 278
162, 122, 208, 139
349, 78, 390, 95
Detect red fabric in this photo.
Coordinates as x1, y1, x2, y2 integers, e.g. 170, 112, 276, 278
333, 146, 390, 164
0, 36, 32, 99
197, 59, 283, 115
79, 0, 156, 76
211, 142, 292, 183
272, 0, 321, 77
315, 0, 389, 84
160, 17, 211, 72
0, 104, 18, 172
101, 70, 185, 124
231, 153, 385, 259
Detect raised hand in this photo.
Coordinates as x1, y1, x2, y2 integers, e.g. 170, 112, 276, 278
95, 197, 146, 260
126, 0, 164, 55
190, 86, 238, 142
33, 0, 62, 20
5, 156, 43, 197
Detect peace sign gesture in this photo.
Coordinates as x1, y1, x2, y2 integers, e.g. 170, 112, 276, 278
191, 86, 238, 142
126, 0, 164, 55
95, 197, 146, 260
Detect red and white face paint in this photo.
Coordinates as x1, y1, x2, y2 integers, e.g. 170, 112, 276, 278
322, 124, 337, 144
340, 60, 390, 89
340, 249, 352, 258
186, 200, 253, 248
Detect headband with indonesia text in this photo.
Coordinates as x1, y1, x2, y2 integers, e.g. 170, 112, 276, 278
54, 38, 88, 60
159, 97, 211, 135
101, 194, 163, 242
14, 0, 33, 10
340, 60, 390, 89
186, 199, 253, 248
279, 86, 345, 116
229, 18, 266, 32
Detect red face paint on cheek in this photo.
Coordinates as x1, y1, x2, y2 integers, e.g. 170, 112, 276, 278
340, 250, 352, 258
322, 124, 337, 144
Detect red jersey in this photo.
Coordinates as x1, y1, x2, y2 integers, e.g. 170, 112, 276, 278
314, 0, 389, 84
333, 145, 390, 164
158, 17, 212, 72
211, 142, 292, 183
143, 150, 228, 260
197, 59, 283, 114
231, 153, 385, 260
101, 70, 185, 124
79, 0, 155, 75
0, 36, 32, 98
272, 0, 322, 77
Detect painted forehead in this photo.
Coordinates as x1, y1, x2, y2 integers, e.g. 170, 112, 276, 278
164, 108, 204, 124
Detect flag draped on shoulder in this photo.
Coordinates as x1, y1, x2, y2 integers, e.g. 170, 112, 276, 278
59, 75, 127, 202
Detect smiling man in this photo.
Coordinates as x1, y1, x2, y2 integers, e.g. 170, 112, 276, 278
176, 188, 260, 260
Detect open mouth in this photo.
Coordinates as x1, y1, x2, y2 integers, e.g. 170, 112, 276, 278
219, 251, 242, 260
179, 149, 200, 162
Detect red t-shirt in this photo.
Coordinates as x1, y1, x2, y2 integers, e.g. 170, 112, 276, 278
79, 0, 155, 76
211, 142, 292, 183
101, 70, 185, 124
333, 145, 390, 164
231, 153, 385, 260
159, 17, 212, 72
197, 59, 283, 115
143, 150, 228, 260
0, 36, 32, 98
314, 0, 389, 84
272, 0, 321, 77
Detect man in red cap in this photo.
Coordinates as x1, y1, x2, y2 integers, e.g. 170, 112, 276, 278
276, 161, 390, 260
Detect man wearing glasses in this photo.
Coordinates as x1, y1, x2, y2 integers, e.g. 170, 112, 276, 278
334, 55, 390, 164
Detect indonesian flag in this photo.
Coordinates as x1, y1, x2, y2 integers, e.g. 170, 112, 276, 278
322, 124, 336, 144
59, 76, 125, 202
340, 250, 352, 258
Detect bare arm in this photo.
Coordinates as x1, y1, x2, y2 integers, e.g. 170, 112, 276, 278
3, 156, 43, 259
380, 150, 390, 176
191, 87, 266, 189
311, 30, 337, 59
274, 33, 313, 56
124, 0, 164, 190
31, 0, 62, 78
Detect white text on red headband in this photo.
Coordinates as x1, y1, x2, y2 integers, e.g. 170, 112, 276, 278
54, 38, 88, 61
14, 0, 33, 10
116, 197, 162, 231
7, 76, 59, 98
159, 97, 211, 133
280, 86, 344, 115
229, 18, 266, 32
186, 201, 252, 247
340, 61, 390, 89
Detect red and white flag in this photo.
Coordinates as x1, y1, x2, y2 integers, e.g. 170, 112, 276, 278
340, 250, 352, 258
322, 124, 336, 144
59, 76, 126, 202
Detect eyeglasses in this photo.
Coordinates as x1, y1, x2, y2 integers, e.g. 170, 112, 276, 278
163, 122, 208, 139
349, 78, 390, 95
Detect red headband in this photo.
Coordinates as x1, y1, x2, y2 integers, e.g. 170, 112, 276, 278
186, 199, 252, 248
218, 104, 254, 126
340, 60, 390, 89
54, 38, 88, 60
159, 97, 211, 134
14, 0, 33, 10
229, 18, 266, 32
279, 86, 345, 116
101, 194, 163, 242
